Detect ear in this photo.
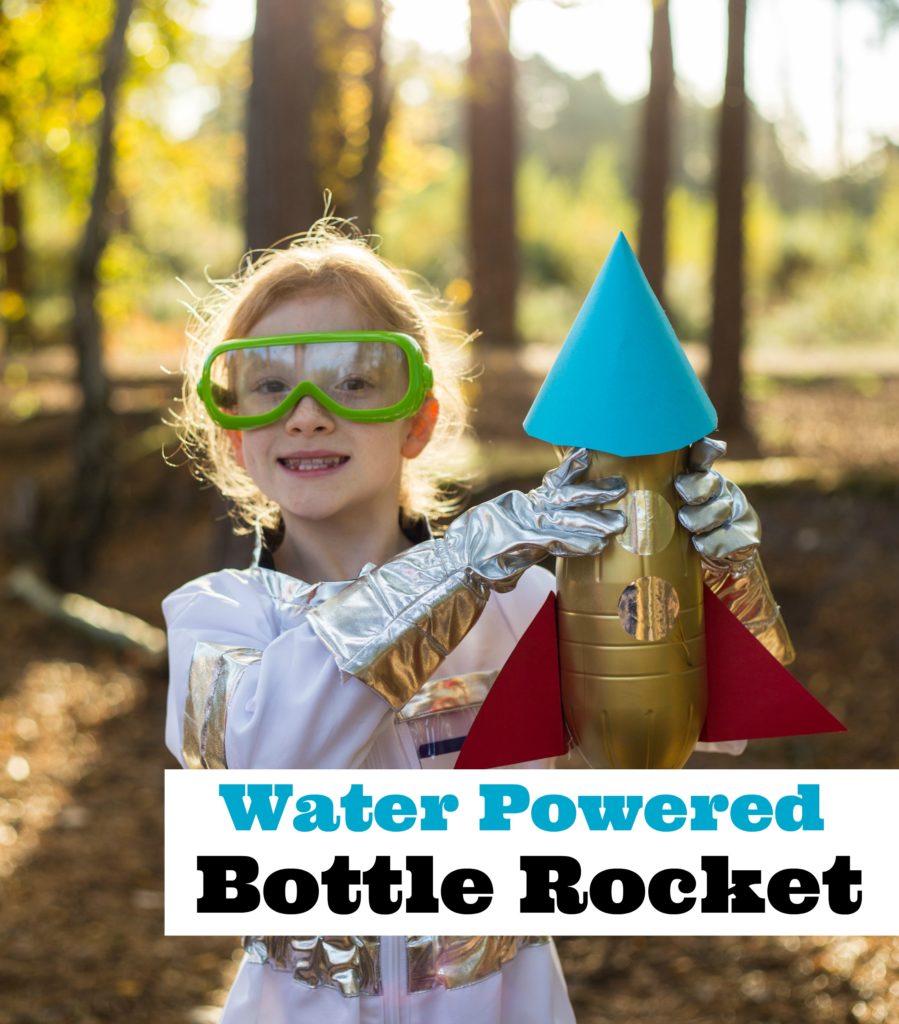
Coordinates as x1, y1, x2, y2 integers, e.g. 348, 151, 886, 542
401, 394, 439, 459
227, 429, 246, 469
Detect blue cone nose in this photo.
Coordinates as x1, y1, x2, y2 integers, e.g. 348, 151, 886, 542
524, 232, 717, 456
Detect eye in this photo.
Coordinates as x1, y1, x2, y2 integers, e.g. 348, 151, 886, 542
251, 377, 290, 395
336, 375, 374, 392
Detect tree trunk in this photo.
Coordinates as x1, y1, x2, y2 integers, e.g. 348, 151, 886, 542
708, 0, 753, 448
0, 11, 31, 353
1, 188, 31, 352
246, 0, 323, 250
246, 0, 390, 244
46, 0, 134, 587
467, 0, 518, 348
637, 0, 674, 308
350, 0, 391, 235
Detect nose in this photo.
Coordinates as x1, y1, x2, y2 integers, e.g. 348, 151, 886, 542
283, 395, 335, 434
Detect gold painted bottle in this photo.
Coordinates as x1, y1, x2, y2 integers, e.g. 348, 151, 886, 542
556, 448, 706, 769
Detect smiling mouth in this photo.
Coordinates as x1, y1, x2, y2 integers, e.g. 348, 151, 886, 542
278, 455, 350, 471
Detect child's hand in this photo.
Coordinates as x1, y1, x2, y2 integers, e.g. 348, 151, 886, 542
446, 448, 627, 588
675, 436, 761, 571
307, 448, 626, 705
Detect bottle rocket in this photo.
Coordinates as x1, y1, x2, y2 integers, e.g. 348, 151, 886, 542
524, 233, 717, 769
453, 234, 844, 773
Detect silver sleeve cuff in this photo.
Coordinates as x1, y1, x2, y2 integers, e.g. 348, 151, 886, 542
306, 542, 491, 709
182, 642, 263, 769
701, 553, 796, 665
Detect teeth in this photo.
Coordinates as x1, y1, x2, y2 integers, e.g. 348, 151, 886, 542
281, 456, 347, 470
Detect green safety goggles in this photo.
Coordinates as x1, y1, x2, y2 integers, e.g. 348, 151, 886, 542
197, 331, 434, 429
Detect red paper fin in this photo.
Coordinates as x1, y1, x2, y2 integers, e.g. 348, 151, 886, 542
455, 592, 567, 769
701, 584, 846, 741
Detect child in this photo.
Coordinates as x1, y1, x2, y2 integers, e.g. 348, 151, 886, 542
164, 222, 767, 1023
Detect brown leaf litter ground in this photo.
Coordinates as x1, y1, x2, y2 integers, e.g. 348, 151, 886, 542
0, 351, 897, 1022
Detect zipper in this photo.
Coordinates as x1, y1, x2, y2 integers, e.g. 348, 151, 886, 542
381, 935, 408, 1024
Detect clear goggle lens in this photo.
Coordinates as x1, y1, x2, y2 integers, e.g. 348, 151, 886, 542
208, 340, 411, 417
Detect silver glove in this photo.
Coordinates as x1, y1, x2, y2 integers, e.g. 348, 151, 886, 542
675, 436, 795, 665
307, 448, 626, 708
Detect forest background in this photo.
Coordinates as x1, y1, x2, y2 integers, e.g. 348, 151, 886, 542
1, 1, 899, 1022
3, 0, 899, 579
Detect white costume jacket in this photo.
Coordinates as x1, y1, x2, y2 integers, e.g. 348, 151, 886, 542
164, 559, 576, 1024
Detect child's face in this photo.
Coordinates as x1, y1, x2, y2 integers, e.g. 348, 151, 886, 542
230, 292, 435, 529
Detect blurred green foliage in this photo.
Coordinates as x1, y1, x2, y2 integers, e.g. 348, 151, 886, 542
1, 11, 897, 358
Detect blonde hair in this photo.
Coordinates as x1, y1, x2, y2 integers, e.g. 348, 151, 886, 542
176, 220, 472, 534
